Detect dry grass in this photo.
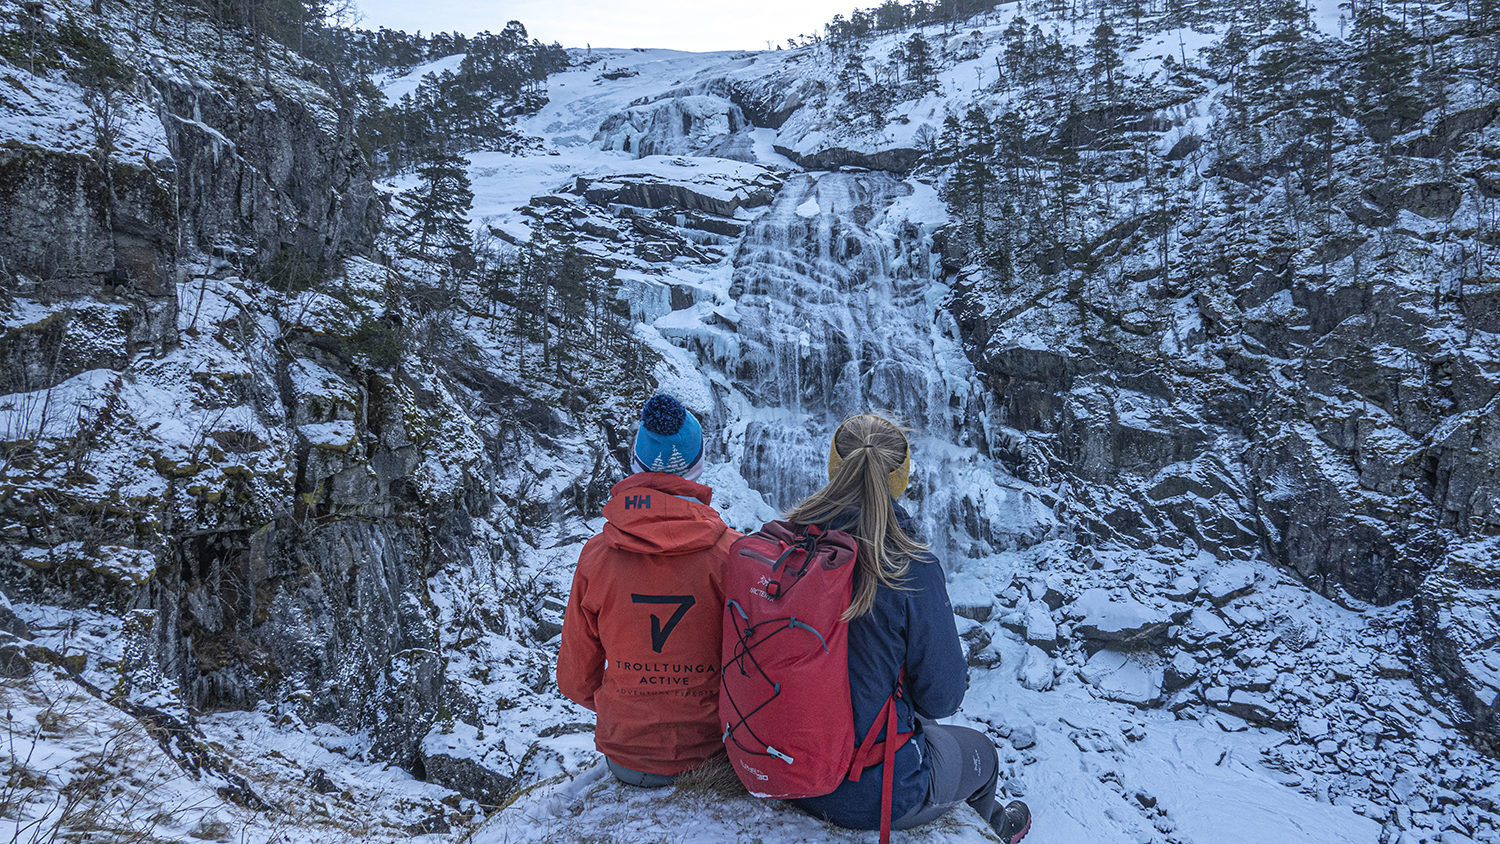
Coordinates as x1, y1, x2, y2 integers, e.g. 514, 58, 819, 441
1, 674, 213, 844
669, 753, 746, 800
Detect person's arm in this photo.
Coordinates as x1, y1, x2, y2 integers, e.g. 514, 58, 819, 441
902, 557, 968, 720
556, 560, 604, 712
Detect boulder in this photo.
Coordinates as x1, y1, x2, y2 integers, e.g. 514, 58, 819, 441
423, 738, 517, 808
1018, 646, 1056, 691
1069, 588, 1172, 646
1198, 564, 1258, 606
1023, 600, 1059, 650
1083, 650, 1165, 707
1164, 650, 1201, 692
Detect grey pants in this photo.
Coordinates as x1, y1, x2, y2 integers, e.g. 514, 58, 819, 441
606, 757, 678, 788
891, 723, 1001, 830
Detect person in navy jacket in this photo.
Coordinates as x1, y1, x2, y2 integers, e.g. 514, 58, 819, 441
785, 414, 1031, 843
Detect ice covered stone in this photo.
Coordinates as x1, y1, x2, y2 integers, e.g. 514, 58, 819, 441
1070, 588, 1171, 646
1083, 650, 1165, 708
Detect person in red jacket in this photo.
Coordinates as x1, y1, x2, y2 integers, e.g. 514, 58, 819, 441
557, 394, 740, 786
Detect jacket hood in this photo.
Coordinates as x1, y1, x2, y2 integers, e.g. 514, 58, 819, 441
600, 473, 728, 556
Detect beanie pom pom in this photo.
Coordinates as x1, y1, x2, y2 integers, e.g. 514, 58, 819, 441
642, 394, 686, 436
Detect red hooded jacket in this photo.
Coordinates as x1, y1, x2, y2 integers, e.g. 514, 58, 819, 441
557, 473, 740, 775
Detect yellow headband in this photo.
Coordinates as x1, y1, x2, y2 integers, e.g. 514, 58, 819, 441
827, 434, 911, 499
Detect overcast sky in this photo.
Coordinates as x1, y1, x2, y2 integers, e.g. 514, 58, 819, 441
352, 0, 859, 52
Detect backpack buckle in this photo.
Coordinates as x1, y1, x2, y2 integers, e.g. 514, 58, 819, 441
765, 580, 781, 599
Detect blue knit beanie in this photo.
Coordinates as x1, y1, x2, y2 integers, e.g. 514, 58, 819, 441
633, 394, 703, 476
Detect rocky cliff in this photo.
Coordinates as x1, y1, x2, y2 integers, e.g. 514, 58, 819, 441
938, 12, 1500, 761
0, 0, 632, 800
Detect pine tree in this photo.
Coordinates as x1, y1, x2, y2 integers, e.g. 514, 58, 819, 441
399, 148, 476, 276
937, 113, 965, 170
1087, 21, 1123, 101
1353, 8, 1419, 140
838, 47, 871, 98
900, 32, 938, 94
949, 107, 996, 249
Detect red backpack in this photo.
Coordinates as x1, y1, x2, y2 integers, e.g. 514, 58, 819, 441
720, 521, 912, 843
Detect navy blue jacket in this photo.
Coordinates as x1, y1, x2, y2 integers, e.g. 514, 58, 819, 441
791, 505, 967, 828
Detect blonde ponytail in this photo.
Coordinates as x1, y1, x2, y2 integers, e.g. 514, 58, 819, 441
784, 414, 927, 620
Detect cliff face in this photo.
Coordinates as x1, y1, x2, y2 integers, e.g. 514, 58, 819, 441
0, 0, 616, 780
0, 0, 381, 396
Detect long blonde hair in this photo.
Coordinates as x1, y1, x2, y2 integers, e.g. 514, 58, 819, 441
784, 414, 927, 620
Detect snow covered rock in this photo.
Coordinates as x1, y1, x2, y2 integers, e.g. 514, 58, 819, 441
1082, 649, 1165, 708
422, 725, 517, 807
574, 166, 779, 218
1163, 651, 1201, 692
1018, 645, 1056, 691
1164, 573, 1200, 601
595, 95, 750, 159
468, 759, 1003, 844
1198, 564, 1258, 607
1200, 686, 1284, 727
1023, 600, 1059, 651
1069, 588, 1171, 646
948, 571, 997, 622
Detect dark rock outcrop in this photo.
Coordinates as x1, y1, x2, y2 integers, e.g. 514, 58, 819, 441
1414, 538, 1500, 755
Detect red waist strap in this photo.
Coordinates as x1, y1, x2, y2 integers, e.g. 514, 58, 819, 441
846, 684, 914, 844
846, 691, 913, 780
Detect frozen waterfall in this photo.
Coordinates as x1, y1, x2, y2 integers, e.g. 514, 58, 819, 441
698, 170, 1060, 568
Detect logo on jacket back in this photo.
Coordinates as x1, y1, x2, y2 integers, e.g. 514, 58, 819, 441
631, 594, 695, 652
624, 495, 651, 510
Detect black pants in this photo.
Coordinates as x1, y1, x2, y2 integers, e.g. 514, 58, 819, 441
890, 724, 1001, 830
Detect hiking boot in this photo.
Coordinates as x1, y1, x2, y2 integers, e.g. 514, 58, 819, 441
992, 800, 1031, 843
